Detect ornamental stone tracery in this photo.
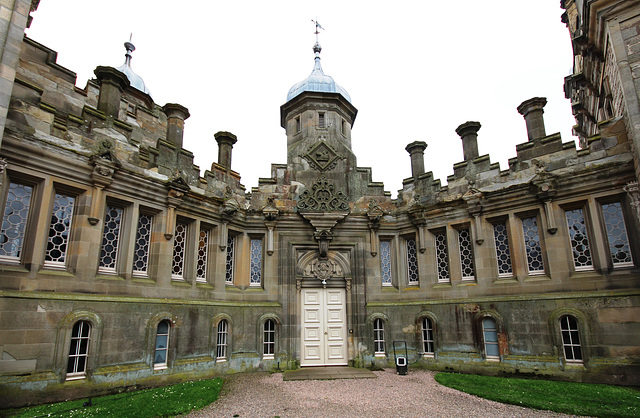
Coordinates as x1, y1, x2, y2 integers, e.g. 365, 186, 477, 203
297, 175, 349, 212
302, 141, 344, 172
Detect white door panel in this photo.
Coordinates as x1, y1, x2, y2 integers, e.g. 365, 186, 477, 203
301, 288, 347, 366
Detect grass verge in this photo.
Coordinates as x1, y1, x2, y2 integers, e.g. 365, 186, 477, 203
434, 372, 640, 417
3, 378, 223, 418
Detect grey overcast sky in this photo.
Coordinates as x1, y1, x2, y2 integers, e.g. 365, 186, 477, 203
26, 1, 576, 197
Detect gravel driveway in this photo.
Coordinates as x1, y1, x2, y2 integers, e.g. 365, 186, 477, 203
188, 369, 575, 417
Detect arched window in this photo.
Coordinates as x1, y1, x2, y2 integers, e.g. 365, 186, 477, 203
560, 315, 583, 363
373, 318, 385, 355
154, 320, 170, 370
482, 317, 499, 360
67, 320, 91, 380
217, 320, 229, 360
263, 319, 275, 359
422, 317, 434, 356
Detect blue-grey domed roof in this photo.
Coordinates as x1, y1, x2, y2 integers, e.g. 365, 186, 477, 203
286, 42, 351, 103
116, 41, 151, 96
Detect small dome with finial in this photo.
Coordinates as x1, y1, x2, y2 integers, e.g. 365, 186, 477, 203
286, 22, 351, 103
115, 36, 151, 96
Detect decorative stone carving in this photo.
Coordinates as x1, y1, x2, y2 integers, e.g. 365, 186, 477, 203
297, 175, 349, 212
0, 158, 7, 189
303, 257, 343, 287
530, 160, 558, 234
263, 197, 279, 256
624, 182, 640, 223
165, 177, 189, 240
88, 143, 121, 225
462, 180, 484, 245
367, 200, 385, 256
303, 141, 344, 172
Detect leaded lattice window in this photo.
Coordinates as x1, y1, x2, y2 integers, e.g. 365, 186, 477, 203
66, 321, 91, 380
565, 208, 593, 270
373, 318, 385, 354
225, 236, 235, 284
380, 240, 392, 286
250, 238, 262, 286
492, 222, 513, 277
560, 315, 582, 362
99, 206, 123, 273
406, 238, 419, 285
482, 317, 499, 359
154, 320, 170, 369
0, 182, 32, 262
601, 202, 633, 267
171, 222, 187, 279
522, 217, 545, 275
263, 319, 275, 358
196, 229, 209, 282
422, 317, 434, 355
132, 214, 152, 276
217, 320, 228, 359
44, 193, 75, 268
435, 231, 450, 282
458, 228, 475, 280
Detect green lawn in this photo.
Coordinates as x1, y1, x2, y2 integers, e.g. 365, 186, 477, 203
3, 378, 223, 418
435, 372, 640, 417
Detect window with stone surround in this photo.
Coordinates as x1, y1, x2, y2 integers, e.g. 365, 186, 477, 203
132, 213, 153, 277
66, 320, 91, 380
481, 317, 499, 360
295, 115, 301, 133
98, 205, 123, 274
217, 319, 229, 360
560, 315, 582, 363
318, 112, 326, 128
521, 216, 545, 275
196, 228, 210, 283
250, 237, 263, 286
406, 237, 419, 285
492, 221, 513, 278
263, 319, 275, 359
422, 317, 434, 356
457, 227, 475, 280
154, 320, 170, 370
373, 318, 385, 355
380, 240, 393, 286
565, 208, 593, 271
225, 236, 235, 284
0, 181, 33, 263
44, 192, 75, 269
601, 201, 634, 268
434, 230, 450, 283
171, 221, 188, 280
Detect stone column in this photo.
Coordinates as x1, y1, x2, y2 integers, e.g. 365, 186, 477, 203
214, 131, 238, 172
456, 121, 481, 161
405, 141, 427, 178
517, 97, 547, 141
94, 66, 130, 119
162, 103, 190, 149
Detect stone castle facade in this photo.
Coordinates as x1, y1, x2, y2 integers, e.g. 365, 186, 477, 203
0, 0, 639, 407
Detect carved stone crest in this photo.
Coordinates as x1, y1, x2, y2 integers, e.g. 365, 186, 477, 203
303, 141, 344, 172
303, 258, 343, 287
297, 175, 349, 212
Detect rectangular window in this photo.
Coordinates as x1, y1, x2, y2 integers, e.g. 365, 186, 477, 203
434, 231, 450, 283
522, 216, 545, 275
196, 228, 209, 282
263, 319, 275, 359
98, 206, 123, 274
318, 112, 325, 128
154, 320, 170, 370
458, 228, 475, 280
601, 202, 633, 268
0, 182, 33, 263
341, 119, 346, 135
66, 321, 91, 380
217, 320, 228, 360
44, 193, 75, 268
250, 238, 262, 286
560, 316, 583, 363
422, 317, 434, 356
373, 318, 385, 355
295, 115, 301, 133
171, 222, 187, 280
406, 238, 419, 285
565, 208, 593, 271
225, 236, 235, 284
492, 221, 513, 277
482, 317, 500, 360
132, 213, 153, 277
380, 240, 392, 286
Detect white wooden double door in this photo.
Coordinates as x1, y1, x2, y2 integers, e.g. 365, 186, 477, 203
301, 288, 347, 366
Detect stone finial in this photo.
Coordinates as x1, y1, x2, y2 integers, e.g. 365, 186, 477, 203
405, 141, 428, 178
94, 66, 130, 118
214, 131, 238, 171
517, 97, 547, 141
162, 103, 190, 149
455, 121, 481, 161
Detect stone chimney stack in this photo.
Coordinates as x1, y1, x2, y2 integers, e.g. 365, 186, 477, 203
455, 121, 481, 161
517, 97, 547, 141
94, 66, 130, 119
162, 103, 190, 149
405, 141, 428, 178
214, 131, 237, 172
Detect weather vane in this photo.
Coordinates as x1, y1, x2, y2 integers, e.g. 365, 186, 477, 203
311, 19, 324, 43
